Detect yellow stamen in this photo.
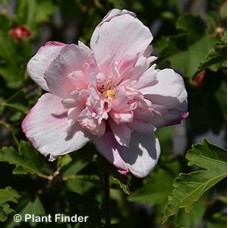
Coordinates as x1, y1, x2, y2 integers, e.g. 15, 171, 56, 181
104, 89, 115, 98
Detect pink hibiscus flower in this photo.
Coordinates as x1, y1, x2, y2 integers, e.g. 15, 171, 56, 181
22, 9, 188, 178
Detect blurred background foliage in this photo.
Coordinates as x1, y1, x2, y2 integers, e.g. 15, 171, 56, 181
0, 0, 226, 227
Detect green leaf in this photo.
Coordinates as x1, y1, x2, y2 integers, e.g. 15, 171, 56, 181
0, 187, 20, 204
167, 35, 217, 77
112, 175, 130, 195
176, 196, 207, 228
0, 31, 27, 88
186, 139, 226, 169
18, 196, 45, 227
1, 102, 28, 114
61, 144, 95, 178
57, 154, 72, 171
176, 14, 206, 37
0, 187, 20, 222
66, 177, 100, 195
0, 90, 30, 116
16, 0, 36, 28
158, 14, 218, 77
128, 169, 174, 206
0, 31, 19, 67
193, 31, 227, 76
20, 196, 45, 216
206, 212, 227, 228
62, 159, 89, 178
35, 0, 56, 24
156, 126, 174, 154
0, 203, 15, 222
162, 139, 227, 223
0, 141, 52, 179
0, 13, 13, 31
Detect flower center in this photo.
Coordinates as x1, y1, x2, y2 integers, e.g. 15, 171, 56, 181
104, 89, 115, 98
97, 78, 116, 99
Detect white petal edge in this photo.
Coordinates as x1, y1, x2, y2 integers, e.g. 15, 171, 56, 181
27, 41, 66, 91
22, 93, 89, 160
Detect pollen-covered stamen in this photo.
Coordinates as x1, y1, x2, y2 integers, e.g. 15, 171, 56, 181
97, 77, 116, 99
104, 89, 115, 98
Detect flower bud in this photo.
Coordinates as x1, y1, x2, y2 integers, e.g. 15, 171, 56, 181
9, 25, 31, 41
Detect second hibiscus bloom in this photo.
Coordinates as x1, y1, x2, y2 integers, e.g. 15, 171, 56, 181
22, 9, 188, 178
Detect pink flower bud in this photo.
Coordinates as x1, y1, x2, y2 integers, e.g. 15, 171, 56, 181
10, 25, 31, 41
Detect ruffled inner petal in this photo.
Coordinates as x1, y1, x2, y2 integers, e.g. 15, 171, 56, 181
44, 44, 98, 98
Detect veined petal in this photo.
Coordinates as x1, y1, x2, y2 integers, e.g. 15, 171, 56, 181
21, 93, 89, 160
90, 9, 152, 65
27, 41, 66, 91
93, 130, 160, 178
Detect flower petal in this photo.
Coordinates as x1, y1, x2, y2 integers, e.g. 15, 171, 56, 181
21, 93, 89, 160
99, 9, 136, 25
128, 119, 156, 133
151, 103, 188, 127
90, 9, 152, 65
109, 118, 132, 147
27, 41, 66, 91
132, 64, 157, 89
138, 68, 188, 127
45, 44, 97, 98
93, 130, 160, 178
140, 68, 187, 107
